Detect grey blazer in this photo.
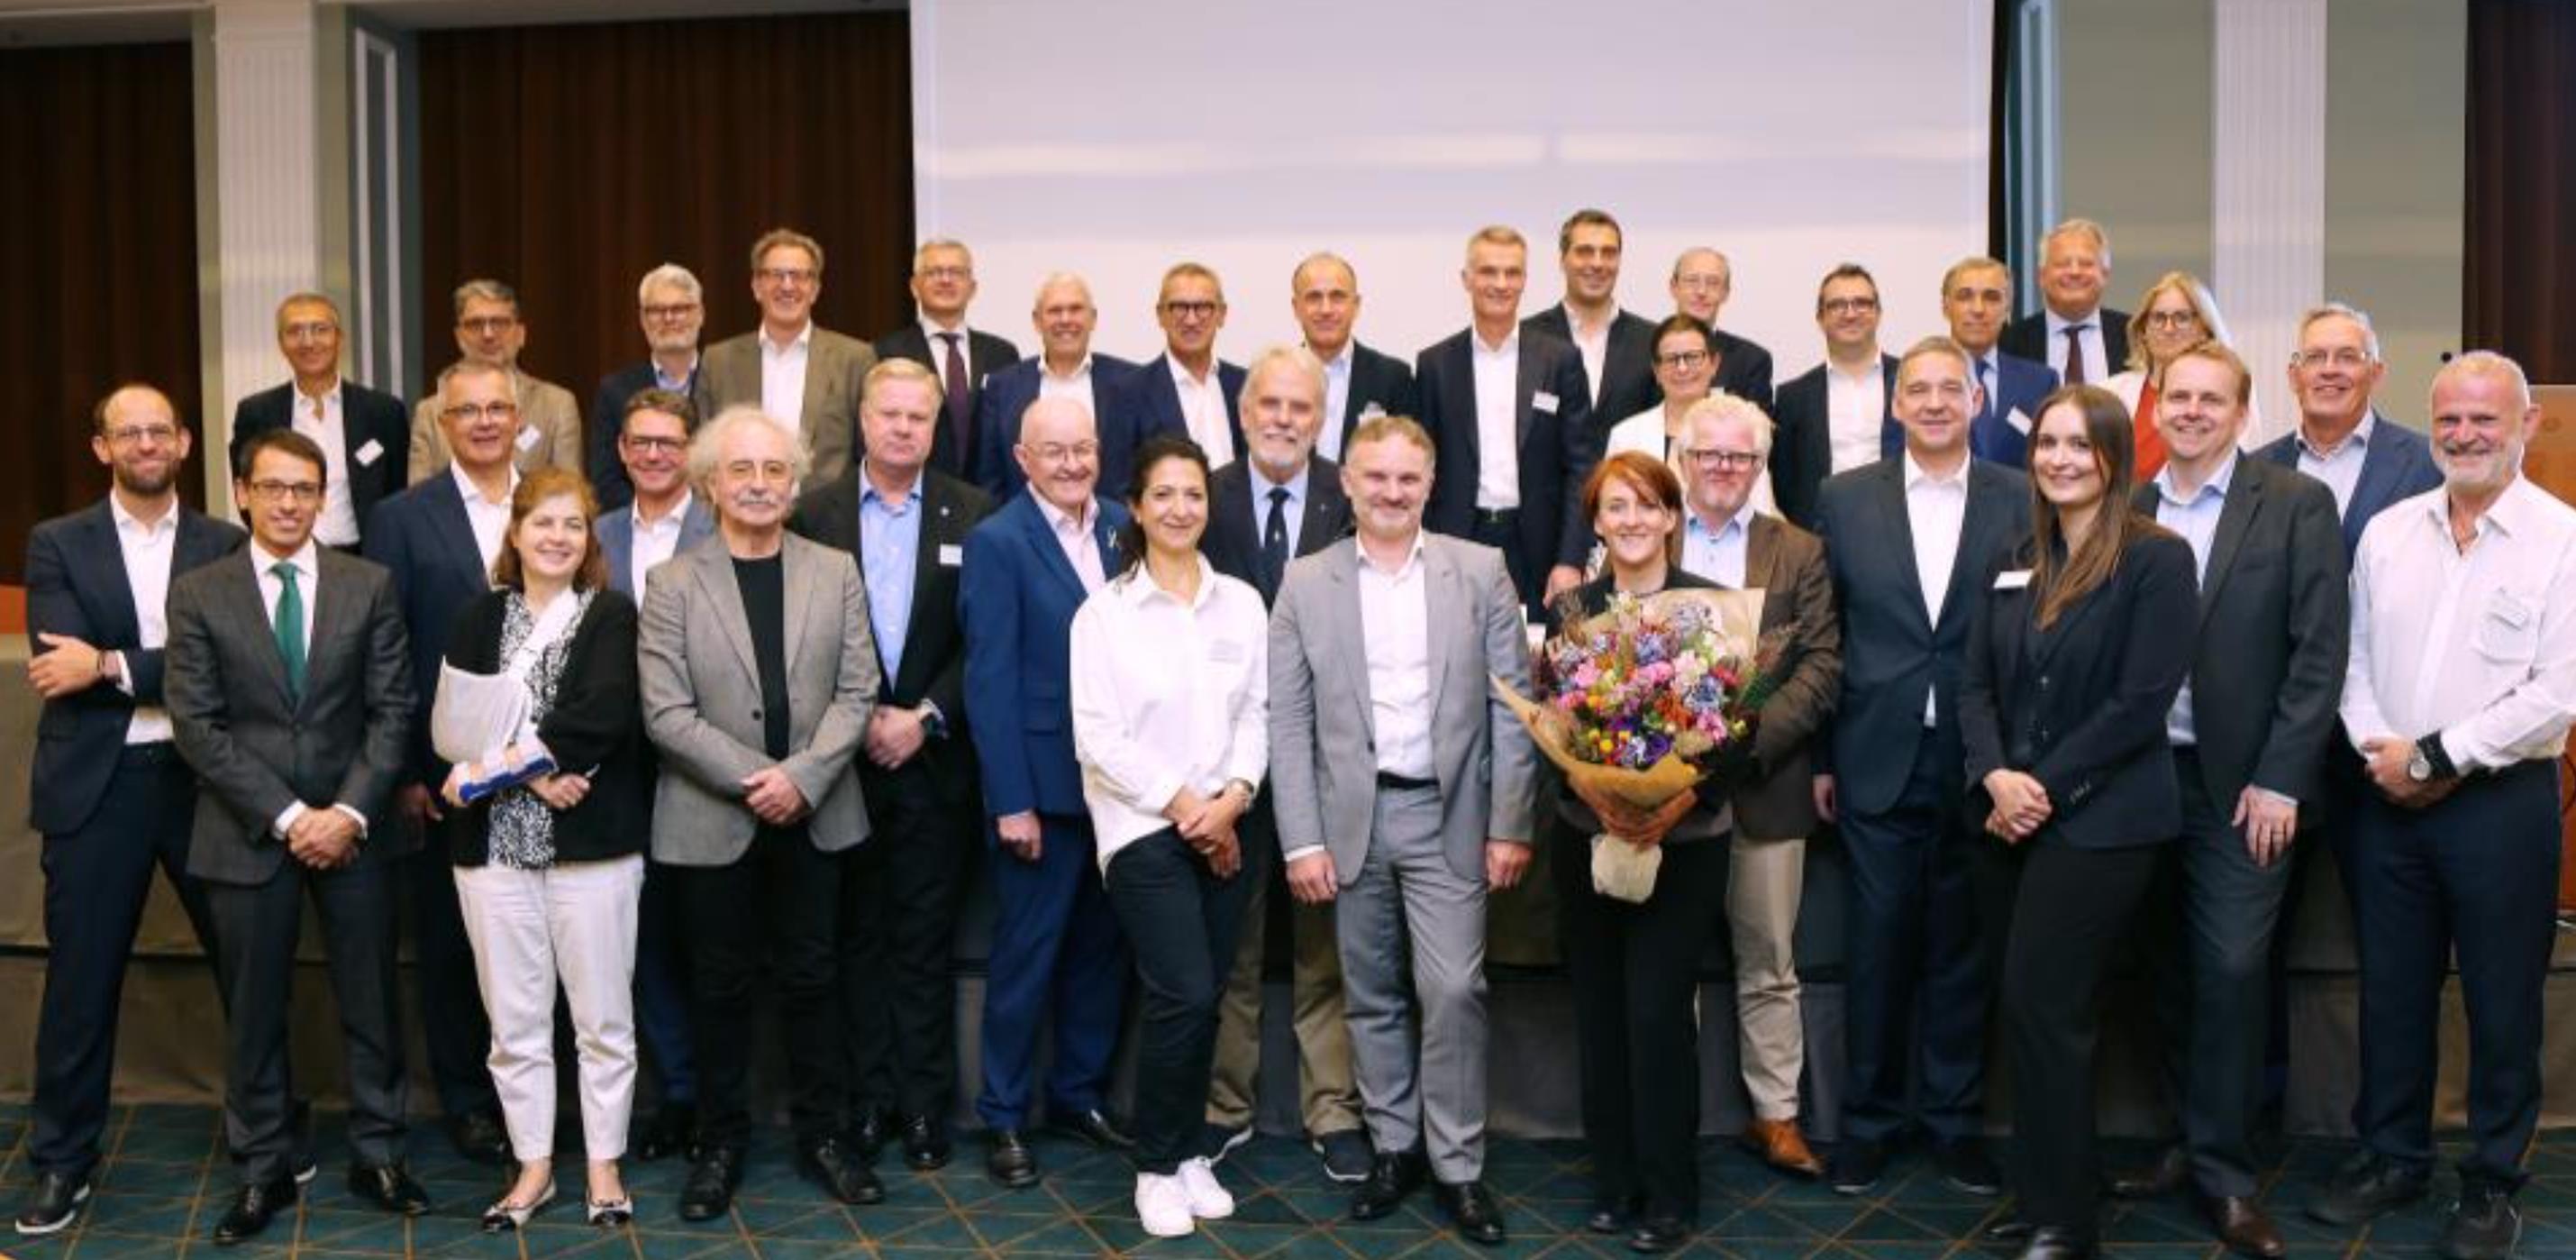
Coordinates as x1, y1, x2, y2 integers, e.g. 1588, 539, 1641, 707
638, 532, 878, 865
165, 547, 417, 884
1267, 533, 1538, 881
700, 326, 876, 487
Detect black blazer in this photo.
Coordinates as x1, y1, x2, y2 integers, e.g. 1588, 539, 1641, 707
229, 380, 411, 535
1415, 326, 1600, 588
25, 501, 245, 835
435, 589, 649, 865
872, 323, 1024, 479
363, 471, 498, 787
1203, 456, 1352, 605
2000, 308, 2134, 379
587, 360, 708, 512
1329, 342, 1418, 457
1811, 456, 2031, 817
1771, 352, 1898, 529
1959, 527, 2198, 849
1524, 305, 1661, 426
1708, 327, 1776, 415
2252, 411, 2443, 558
1126, 352, 1249, 468
2129, 456, 2349, 808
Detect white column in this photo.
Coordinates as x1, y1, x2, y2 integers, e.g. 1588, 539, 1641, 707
2212, 0, 2326, 446
204, 0, 322, 505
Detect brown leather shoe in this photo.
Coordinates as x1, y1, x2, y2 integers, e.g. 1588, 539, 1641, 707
2196, 1192, 2287, 1259
1739, 1118, 1825, 1178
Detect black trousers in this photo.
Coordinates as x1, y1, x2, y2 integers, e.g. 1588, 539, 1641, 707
680, 825, 846, 1150
842, 769, 977, 1123
1101, 827, 1259, 1173
404, 844, 496, 1119
1552, 822, 1729, 1223
31, 746, 219, 1175
2352, 759, 2560, 1191
2005, 841, 2166, 1236
633, 855, 696, 1105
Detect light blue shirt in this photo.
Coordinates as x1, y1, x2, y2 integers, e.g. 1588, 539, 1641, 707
654, 356, 697, 393
1247, 461, 1310, 560
859, 472, 924, 680
1679, 501, 1758, 589
2153, 454, 2235, 745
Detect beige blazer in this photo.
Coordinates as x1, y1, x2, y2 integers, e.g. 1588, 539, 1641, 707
699, 324, 875, 487
407, 368, 583, 481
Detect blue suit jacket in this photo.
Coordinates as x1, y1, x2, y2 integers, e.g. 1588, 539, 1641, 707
363, 471, 499, 786
1880, 351, 2057, 469
2253, 411, 2442, 557
25, 500, 245, 835
587, 361, 706, 512
968, 353, 1154, 500
1127, 352, 1248, 471
960, 490, 1128, 821
594, 496, 717, 600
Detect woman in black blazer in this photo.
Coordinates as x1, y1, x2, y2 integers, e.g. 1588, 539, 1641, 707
1958, 386, 2197, 1260
432, 468, 650, 1231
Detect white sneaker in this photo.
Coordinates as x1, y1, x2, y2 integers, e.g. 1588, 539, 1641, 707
1178, 1156, 1235, 1219
1135, 1172, 1195, 1237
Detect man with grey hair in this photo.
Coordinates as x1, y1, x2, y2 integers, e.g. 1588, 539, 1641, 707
704, 228, 877, 488
408, 278, 582, 480
592, 263, 710, 510
969, 274, 1148, 501
872, 239, 1022, 479
231, 292, 411, 550
1668, 247, 1774, 411
2256, 304, 2442, 552
642, 404, 881, 1219
2001, 218, 2130, 384
1289, 252, 1414, 462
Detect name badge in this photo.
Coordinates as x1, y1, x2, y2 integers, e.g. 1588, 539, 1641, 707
1994, 569, 2034, 589
514, 425, 542, 452
354, 438, 386, 467
2006, 407, 2032, 435
1208, 638, 1247, 664
938, 543, 964, 567
1533, 390, 1560, 415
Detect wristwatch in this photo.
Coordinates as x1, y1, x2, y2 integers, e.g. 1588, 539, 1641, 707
919, 700, 948, 740
2406, 733, 2457, 783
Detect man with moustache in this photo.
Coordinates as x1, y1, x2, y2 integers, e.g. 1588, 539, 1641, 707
791, 360, 993, 1172
15, 387, 245, 1237
231, 293, 409, 550
408, 279, 582, 479
972, 274, 1157, 499
2314, 352, 2576, 1260
1917, 257, 2058, 469
1194, 346, 1370, 1182
962, 397, 1136, 1187
1668, 247, 1774, 411
590, 264, 709, 511
871, 240, 1021, 479
703, 228, 877, 487
1289, 251, 1414, 463
1131, 263, 1249, 466
1770, 264, 1900, 529
1525, 208, 1661, 425
2001, 219, 2130, 386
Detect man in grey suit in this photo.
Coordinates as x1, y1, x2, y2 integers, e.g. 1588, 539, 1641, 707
165, 428, 423, 1245
638, 405, 881, 1219
1269, 414, 1538, 1246
701, 228, 877, 487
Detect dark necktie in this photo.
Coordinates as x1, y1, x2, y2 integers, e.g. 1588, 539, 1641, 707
271, 561, 305, 701
2063, 325, 2089, 386
1975, 359, 1996, 456
1261, 486, 1291, 598
938, 332, 971, 461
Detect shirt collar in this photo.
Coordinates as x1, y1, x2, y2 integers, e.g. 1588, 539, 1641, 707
2046, 307, 2098, 336
1472, 326, 1519, 356
1115, 553, 1219, 610
762, 321, 814, 355
1167, 352, 1215, 388
920, 315, 967, 343
2153, 452, 2237, 507
653, 355, 698, 390
1561, 300, 1620, 334
1903, 450, 1971, 490
1688, 498, 1760, 542
635, 488, 693, 531
2297, 409, 2378, 461
1032, 488, 1094, 534
1313, 342, 1354, 374
252, 536, 320, 580
1250, 460, 1309, 503
860, 466, 924, 510
109, 492, 177, 538
2435, 474, 2540, 541
450, 461, 519, 508
1355, 530, 1426, 579
1042, 352, 1095, 383
294, 377, 343, 407
1827, 355, 1883, 384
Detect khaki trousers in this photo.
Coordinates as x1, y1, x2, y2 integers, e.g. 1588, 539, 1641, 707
1205, 854, 1364, 1137
1728, 834, 1808, 1119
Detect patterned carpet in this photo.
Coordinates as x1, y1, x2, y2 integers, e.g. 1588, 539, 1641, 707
1, 1103, 2569, 1259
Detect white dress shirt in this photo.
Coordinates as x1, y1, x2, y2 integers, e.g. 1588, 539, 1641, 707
1280, 533, 1437, 865
2043, 309, 2111, 385
760, 321, 814, 440
1679, 500, 1759, 589
1905, 452, 1970, 725
293, 380, 361, 546
922, 316, 976, 382
1317, 343, 1355, 461
1033, 489, 1107, 593
1068, 557, 1270, 863
451, 463, 518, 580
1169, 356, 1234, 465
2342, 476, 2576, 771
107, 495, 178, 744
1038, 353, 1100, 424
1470, 328, 1521, 510
2295, 411, 2377, 520
628, 489, 695, 596
1560, 302, 1613, 407
1825, 356, 1888, 474
2153, 456, 2235, 748
250, 539, 369, 838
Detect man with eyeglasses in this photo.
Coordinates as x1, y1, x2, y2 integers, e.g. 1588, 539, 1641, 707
1770, 263, 1899, 529
704, 227, 876, 488
1289, 252, 1414, 463
365, 361, 531, 1164
970, 274, 1150, 501
591, 264, 711, 511
15, 386, 247, 1237
1525, 208, 1660, 425
408, 278, 583, 481
1915, 257, 2059, 470
1130, 263, 1248, 467
231, 293, 410, 551
871, 240, 1021, 480
1669, 248, 1775, 413
2001, 218, 2131, 387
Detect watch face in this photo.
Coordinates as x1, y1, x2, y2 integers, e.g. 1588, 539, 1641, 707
2406, 751, 2431, 782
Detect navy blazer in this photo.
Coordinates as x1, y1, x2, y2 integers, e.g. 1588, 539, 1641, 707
967, 353, 1151, 500
363, 471, 498, 785
229, 380, 411, 536
872, 323, 1024, 479
25, 501, 246, 835
1327, 342, 1419, 459
2001, 307, 2133, 379
1708, 327, 1776, 415
1812, 456, 2033, 817
1204, 456, 1352, 605
1771, 352, 1898, 529
2253, 411, 2442, 557
1524, 305, 1661, 427
594, 495, 717, 600
1415, 326, 1599, 598
1127, 352, 1248, 473
587, 361, 707, 512
1960, 529, 2198, 848
960, 489, 1129, 821
1880, 351, 2058, 469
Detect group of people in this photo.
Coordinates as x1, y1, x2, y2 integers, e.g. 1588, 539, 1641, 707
14, 208, 2567, 1260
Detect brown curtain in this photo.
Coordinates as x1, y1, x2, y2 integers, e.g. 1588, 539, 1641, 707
417, 11, 915, 413
0, 42, 204, 585
2465, 0, 2575, 382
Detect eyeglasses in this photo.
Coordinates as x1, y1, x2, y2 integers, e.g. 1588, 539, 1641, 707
2295, 348, 2371, 370
105, 424, 180, 446
1655, 350, 1712, 370
1672, 273, 1727, 293
916, 266, 971, 281
2144, 310, 2203, 330
1025, 441, 1100, 465
441, 401, 522, 423
621, 434, 686, 455
246, 479, 323, 503
1680, 448, 1761, 470
459, 315, 518, 335
642, 303, 700, 322
1161, 300, 1222, 321
281, 321, 338, 344
1822, 297, 1880, 315
756, 267, 816, 287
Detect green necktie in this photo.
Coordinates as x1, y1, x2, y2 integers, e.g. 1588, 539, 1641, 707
271, 561, 306, 700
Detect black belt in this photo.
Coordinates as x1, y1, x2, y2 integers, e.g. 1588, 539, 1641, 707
1376, 772, 1435, 792
1471, 507, 1519, 528
119, 741, 181, 766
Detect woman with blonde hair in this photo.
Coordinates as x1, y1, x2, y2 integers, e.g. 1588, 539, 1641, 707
2104, 271, 2258, 478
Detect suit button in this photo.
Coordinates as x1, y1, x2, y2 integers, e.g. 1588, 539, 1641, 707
2037, 675, 2051, 689
751, 709, 763, 719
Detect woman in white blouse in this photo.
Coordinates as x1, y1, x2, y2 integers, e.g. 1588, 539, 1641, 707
1067, 435, 1270, 1239
1604, 314, 1776, 515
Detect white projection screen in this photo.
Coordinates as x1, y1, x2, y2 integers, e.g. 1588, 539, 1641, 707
912, 0, 1992, 392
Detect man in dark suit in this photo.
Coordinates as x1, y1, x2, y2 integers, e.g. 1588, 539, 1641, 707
701, 228, 877, 487
1771, 264, 1898, 529
1290, 251, 1415, 463
1416, 224, 1598, 612
1902, 257, 2058, 469
166, 428, 424, 1245
589, 263, 708, 512
962, 395, 1135, 1188
364, 361, 523, 1164
871, 239, 1022, 480
1669, 247, 1775, 412
1525, 207, 1658, 426
1131, 262, 1249, 468
969, 273, 1151, 500
230, 293, 408, 551
789, 360, 994, 1173
1811, 336, 2031, 1198
2001, 218, 2130, 387
1196, 347, 1371, 1182
14, 387, 244, 1237
2105, 343, 2346, 1258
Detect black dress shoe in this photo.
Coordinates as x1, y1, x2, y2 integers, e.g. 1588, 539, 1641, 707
14, 1168, 94, 1237
2109, 1145, 2190, 1199
1983, 1215, 2035, 1244
1627, 1215, 1692, 1254
213, 1177, 298, 1246
799, 1137, 886, 1205
1827, 1138, 1889, 1196
1932, 1136, 2004, 1197
986, 1129, 1040, 1189
901, 1115, 952, 1171
2195, 1191, 2288, 1259
1433, 1180, 1507, 1246
1587, 1194, 1643, 1235
2443, 1183, 2523, 1260
447, 1109, 511, 1164
346, 1164, 432, 1216
1350, 1150, 1427, 1220
1050, 1108, 1134, 1151
635, 1104, 696, 1164
678, 1148, 743, 1221
2016, 1225, 2098, 1260
2307, 1151, 2429, 1226
851, 1107, 897, 1157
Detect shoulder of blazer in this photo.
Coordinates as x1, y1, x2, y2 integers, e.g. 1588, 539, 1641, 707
1776, 363, 1828, 406
924, 468, 993, 521
316, 545, 393, 595
871, 324, 929, 361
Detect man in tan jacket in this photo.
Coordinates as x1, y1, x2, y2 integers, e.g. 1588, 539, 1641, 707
700, 227, 875, 487
406, 278, 582, 480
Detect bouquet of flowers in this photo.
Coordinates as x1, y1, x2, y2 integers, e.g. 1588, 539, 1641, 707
1494, 587, 1772, 901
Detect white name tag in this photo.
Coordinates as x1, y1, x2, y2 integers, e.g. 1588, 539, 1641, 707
514, 425, 541, 452
938, 543, 963, 567
354, 438, 386, 467
1995, 569, 2034, 589
1533, 390, 1560, 415
2007, 407, 2032, 435
1361, 402, 1388, 420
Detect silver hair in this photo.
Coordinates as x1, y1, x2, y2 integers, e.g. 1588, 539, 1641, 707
636, 263, 702, 306
687, 405, 811, 492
